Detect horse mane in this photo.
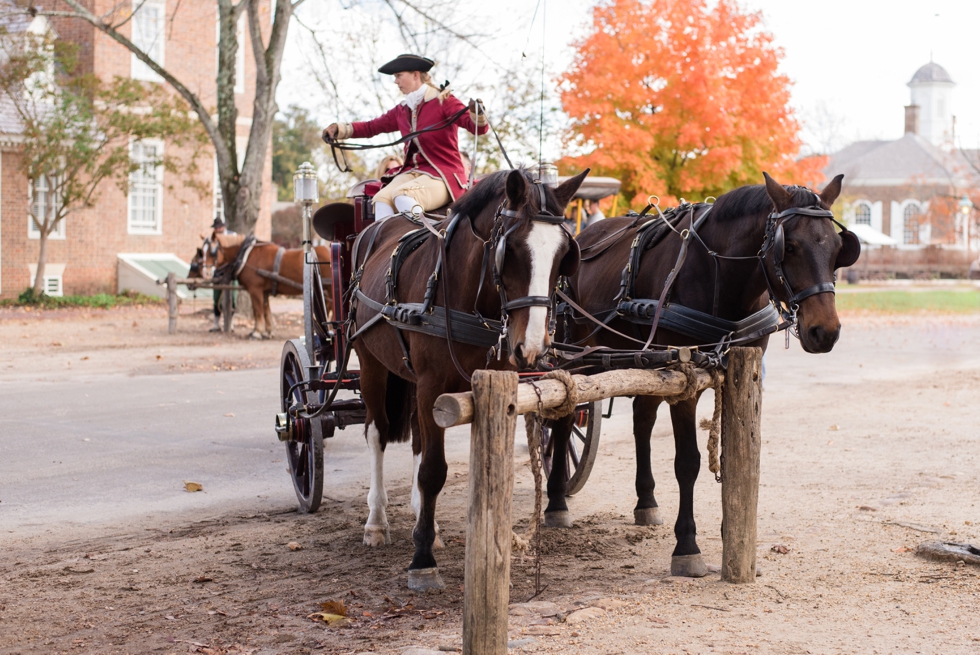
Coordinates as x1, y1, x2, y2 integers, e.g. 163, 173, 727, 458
451, 168, 555, 221
215, 233, 245, 248
709, 183, 819, 223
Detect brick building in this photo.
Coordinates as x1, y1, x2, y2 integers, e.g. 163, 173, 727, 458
826, 62, 979, 277
0, 1, 272, 299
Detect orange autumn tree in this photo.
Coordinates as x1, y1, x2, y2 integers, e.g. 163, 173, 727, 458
560, 0, 825, 207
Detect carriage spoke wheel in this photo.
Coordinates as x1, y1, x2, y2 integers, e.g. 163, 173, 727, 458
541, 400, 602, 496
281, 339, 324, 513
304, 263, 333, 370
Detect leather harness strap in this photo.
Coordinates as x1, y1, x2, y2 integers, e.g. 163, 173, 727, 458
270, 246, 285, 296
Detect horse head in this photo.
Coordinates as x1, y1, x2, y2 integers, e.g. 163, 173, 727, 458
494, 168, 588, 369
762, 172, 860, 353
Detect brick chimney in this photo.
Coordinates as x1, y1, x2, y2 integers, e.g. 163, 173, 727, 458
905, 104, 920, 135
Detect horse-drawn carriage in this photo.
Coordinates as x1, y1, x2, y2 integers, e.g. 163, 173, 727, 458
274, 126, 861, 590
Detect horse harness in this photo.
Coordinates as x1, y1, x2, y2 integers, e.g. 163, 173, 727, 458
563, 191, 859, 352
348, 181, 569, 380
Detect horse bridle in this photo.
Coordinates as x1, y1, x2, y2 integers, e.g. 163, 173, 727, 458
488, 181, 571, 353
759, 195, 859, 324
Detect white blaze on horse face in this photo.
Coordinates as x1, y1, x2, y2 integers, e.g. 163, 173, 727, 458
521, 222, 564, 362
363, 422, 390, 546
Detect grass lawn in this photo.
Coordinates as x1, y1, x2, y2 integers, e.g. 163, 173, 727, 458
835, 287, 980, 313
1, 289, 164, 309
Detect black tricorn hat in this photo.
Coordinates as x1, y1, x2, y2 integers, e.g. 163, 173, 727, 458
378, 54, 434, 75
212, 216, 226, 229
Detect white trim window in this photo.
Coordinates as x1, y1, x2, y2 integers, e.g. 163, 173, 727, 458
131, 0, 165, 83
128, 139, 164, 234
28, 174, 64, 240
29, 263, 65, 297
853, 201, 872, 226
213, 156, 224, 223
903, 202, 922, 245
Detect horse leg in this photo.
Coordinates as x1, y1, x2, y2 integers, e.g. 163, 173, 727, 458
669, 396, 708, 577
358, 353, 391, 547
633, 395, 665, 526
248, 288, 265, 340
410, 407, 443, 549
407, 384, 448, 592
543, 414, 574, 528
263, 291, 274, 338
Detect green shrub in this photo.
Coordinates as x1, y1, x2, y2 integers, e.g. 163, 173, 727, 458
2, 288, 164, 309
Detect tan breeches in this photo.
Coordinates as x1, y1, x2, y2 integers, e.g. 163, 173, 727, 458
373, 172, 450, 212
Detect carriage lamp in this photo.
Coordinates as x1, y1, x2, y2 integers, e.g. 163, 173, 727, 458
537, 162, 558, 187
294, 162, 320, 255
294, 161, 319, 204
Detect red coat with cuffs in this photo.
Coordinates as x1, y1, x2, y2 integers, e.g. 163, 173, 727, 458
341, 86, 488, 201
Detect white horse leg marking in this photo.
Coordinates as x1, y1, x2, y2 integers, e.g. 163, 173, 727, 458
522, 222, 565, 361
364, 422, 390, 546
412, 452, 443, 549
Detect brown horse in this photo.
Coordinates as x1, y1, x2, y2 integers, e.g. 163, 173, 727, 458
351, 168, 588, 591
213, 234, 332, 339
546, 172, 860, 577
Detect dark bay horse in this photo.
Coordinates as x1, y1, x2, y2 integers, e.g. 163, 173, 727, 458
351, 168, 588, 591
546, 172, 860, 577
212, 235, 332, 339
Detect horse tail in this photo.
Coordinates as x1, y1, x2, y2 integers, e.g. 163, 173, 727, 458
384, 373, 415, 444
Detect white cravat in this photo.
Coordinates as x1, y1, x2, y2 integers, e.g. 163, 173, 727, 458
404, 86, 427, 111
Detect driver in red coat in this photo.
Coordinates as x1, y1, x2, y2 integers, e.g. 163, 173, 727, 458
323, 54, 488, 220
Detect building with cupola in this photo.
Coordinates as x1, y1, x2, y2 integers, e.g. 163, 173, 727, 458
825, 62, 978, 278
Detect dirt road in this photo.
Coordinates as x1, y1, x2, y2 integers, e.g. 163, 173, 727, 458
1, 303, 979, 654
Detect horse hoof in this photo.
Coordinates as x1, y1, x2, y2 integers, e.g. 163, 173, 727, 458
407, 567, 445, 592
249, 332, 262, 340
543, 510, 572, 528
363, 526, 390, 547
634, 507, 664, 526
671, 553, 709, 578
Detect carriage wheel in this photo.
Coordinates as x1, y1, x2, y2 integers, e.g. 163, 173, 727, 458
281, 338, 324, 513
541, 400, 602, 496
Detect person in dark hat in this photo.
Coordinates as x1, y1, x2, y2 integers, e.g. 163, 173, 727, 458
323, 54, 488, 220
209, 216, 236, 332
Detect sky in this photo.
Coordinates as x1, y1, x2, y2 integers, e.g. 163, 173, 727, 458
279, 0, 980, 160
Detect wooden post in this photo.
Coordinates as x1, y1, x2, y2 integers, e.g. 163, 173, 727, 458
166, 272, 178, 335
463, 370, 518, 655
721, 346, 763, 584
222, 283, 234, 333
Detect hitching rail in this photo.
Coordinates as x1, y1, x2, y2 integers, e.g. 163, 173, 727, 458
158, 272, 238, 334
443, 347, 763, 655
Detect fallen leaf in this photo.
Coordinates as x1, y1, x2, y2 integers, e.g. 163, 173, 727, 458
184, 481, 203, 492
194, 575, 214, 583
320, 600, 346, 616
287, 542, 303, 551
828, 424, 839, 431
81, 356, 89, 361
771, 544, 790, 554
857, 505, 877, 512
156, 354, 163, 360
891, 546, 912, 553
224, 413, 235, 418
307, 612, 349, 626
51, 341, 63, 347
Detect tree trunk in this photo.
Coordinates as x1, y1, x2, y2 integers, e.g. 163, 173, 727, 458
33, 225, 48, 297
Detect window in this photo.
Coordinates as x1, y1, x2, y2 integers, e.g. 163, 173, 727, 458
131, 0, 165, 82
128, 140, 163, 234
854, 202, 872, 226
42, 274, 62, 296
903, 203, 921, 245
28, 174, 64, 239
213, 157, 224, 223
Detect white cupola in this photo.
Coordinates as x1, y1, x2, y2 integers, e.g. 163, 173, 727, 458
907, 62, 955, 146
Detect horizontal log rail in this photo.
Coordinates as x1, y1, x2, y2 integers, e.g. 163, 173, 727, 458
433, 367, 721, 428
